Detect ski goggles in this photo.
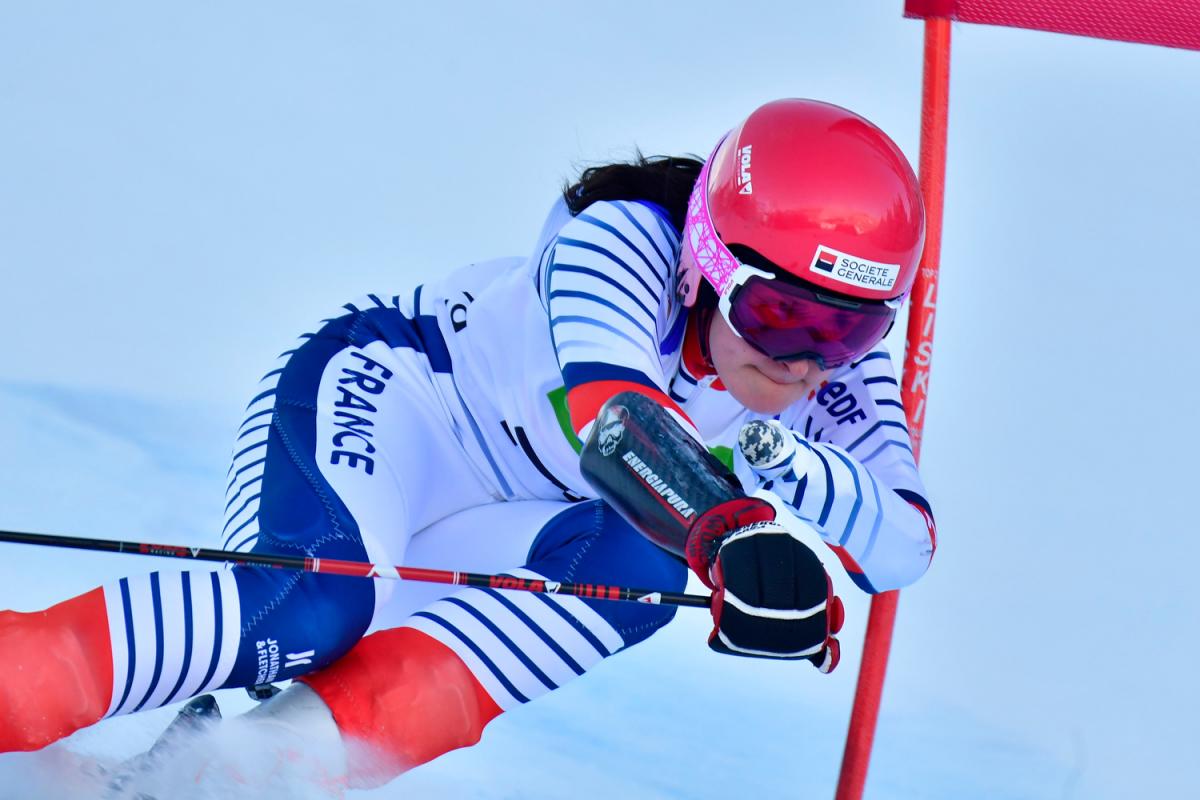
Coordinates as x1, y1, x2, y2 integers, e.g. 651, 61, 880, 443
717, 263, 901, 369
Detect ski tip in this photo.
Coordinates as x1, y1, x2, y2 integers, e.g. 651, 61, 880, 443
179, 693, 222, 720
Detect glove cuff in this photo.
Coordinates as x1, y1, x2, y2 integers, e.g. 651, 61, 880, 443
685, 496, 776, 589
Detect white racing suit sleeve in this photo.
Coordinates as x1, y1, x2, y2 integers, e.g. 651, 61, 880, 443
734, 348, 936, 594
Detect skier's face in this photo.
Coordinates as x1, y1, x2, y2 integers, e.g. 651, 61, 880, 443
708, 311, 829, 414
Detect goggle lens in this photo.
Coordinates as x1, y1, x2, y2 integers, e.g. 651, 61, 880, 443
727, 275, 896, 369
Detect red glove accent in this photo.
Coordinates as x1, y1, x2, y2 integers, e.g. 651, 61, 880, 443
685, 496, 777, 589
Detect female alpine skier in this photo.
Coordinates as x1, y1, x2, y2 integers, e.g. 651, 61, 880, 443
0, 98, 936, 788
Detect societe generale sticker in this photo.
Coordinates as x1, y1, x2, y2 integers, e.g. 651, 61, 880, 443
808, 245, 899, 292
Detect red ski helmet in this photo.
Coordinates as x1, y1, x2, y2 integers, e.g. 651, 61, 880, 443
681, 98, 924, 304
679, 98, 925, 367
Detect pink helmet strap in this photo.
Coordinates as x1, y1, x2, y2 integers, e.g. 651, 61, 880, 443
678, 134, 740, 308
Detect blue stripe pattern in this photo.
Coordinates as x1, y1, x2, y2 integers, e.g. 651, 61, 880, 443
131, 573, 166, 712
450, 376, 514, 498
226, 458, 265, 492
630, 199, 679, 245
238, 408, 274, 431
223, 513, 257, 548
545, 201, 679, 432
896, 487, 933, 516
810, 447, 837, 528
197, 572, 224, 693
230, 531, 259, 553
222, 493, 260, 534
444, 597, 558, 692
573, 214, 667, 289
481, 589, 587, 676
244, 388, 276, 410
115, 578, 137, 713
548, 264, 656, 319
827, 448, 866, 547
230, 439, 267, 465
856, 468, 888, 567
548, 290, 656, 346
854, 351, 891, 365
412, 611, 531, 703
845, 420, 910, 454
791, 473, 809, 509
555, 237, 659, 299
847, 571, 880, 594
860, 438, 914, 465
531, 593, 612, 658
551, 315, 649, 352
612, 203, 673, 275
659, 311, 687, 356
224, 477, 263, 512
236, 423, 270, 442
161, 572, 194, 706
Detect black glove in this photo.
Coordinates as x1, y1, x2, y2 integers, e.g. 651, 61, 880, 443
686, 497, 844, 671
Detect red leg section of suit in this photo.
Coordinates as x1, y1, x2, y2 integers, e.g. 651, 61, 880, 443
299, 626, 502, 788
0, 587, 114, 752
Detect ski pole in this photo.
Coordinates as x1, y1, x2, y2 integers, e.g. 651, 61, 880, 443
0, 528, 711, 608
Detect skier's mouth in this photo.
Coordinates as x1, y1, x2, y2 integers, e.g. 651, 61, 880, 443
754, 365, 806, 387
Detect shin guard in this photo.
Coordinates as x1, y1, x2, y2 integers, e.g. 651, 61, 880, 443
298, 626, 502, 788
0, 588, 114, 751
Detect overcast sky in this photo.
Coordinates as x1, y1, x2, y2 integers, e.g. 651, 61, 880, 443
2, 2, 1199, 798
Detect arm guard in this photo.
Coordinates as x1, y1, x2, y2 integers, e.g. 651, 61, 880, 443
579, 391, 743, 558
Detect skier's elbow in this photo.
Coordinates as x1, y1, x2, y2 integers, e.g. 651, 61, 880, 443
843, 549, 929, 595
842, 521, 935, 595
864, 496, 937, 593
878, 546, 934, 593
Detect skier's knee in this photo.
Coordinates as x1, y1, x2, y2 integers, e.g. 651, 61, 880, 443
232, 568, 377, 686
527, 500, 688, 647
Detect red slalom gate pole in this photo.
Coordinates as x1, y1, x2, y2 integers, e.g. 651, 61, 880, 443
835, 16, 951, 800
0, 528, 712, 609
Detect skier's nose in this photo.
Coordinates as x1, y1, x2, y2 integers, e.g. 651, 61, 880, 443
782, 358, 815, 378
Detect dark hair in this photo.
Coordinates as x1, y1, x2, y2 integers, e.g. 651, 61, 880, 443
563, 153, 703, 234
